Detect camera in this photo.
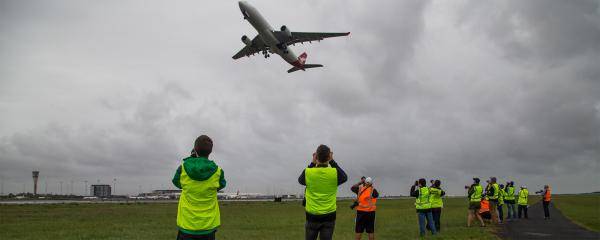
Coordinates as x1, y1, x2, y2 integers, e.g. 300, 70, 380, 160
350, 201, 359, 209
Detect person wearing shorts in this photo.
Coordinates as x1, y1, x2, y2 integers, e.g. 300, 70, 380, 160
351, 177, 378, 240
467, 178, 485, 227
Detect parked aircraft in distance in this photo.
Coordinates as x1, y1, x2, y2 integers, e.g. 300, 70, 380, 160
233, 1, 350, 73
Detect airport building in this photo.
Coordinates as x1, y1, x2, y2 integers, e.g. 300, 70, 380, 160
90, 184, 111, 197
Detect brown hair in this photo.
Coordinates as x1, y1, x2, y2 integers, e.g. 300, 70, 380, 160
316, 144, 331, 163
194, 135, 213, 157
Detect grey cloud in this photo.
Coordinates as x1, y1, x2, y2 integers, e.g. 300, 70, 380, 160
1, 0, 598, 196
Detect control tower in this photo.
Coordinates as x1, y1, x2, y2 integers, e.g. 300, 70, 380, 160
32, 171, 39, 195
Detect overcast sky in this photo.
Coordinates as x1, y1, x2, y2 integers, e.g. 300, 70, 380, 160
1, 0, 599, 196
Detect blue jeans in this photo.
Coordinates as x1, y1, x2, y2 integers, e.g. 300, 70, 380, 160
506, 203, 516, 219
417, 211, 436, 236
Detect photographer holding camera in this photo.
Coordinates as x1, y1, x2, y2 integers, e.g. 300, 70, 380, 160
172, 135, 226, 240
410, 178, 436, 236
466, 178, 485, 227
298, 144, 348, 240
349, 176, 366, 209
351, 177, 379, 240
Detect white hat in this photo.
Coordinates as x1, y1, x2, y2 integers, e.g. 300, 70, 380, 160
521, 185, 527, 188
365, 177, 373, 184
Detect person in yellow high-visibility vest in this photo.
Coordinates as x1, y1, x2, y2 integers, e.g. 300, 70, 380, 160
298, 144, 348, 240
497, 184, 506, 223
504, 181, 517, 221
466, 178, 485, 227
517, 186, 529, 219
429, 180, 445, 232
411, 178, 437, 236
172, 135, 226, 240
486, 177, 500, 224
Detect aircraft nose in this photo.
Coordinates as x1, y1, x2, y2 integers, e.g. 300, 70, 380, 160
238, 1, 247, 10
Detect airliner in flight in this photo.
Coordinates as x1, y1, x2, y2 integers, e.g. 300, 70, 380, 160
233, 1, 350, 73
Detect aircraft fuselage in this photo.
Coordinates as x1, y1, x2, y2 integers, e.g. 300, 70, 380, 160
239, 1, 303, 68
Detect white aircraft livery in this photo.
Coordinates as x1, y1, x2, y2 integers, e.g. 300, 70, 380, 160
233, 1, 350, 73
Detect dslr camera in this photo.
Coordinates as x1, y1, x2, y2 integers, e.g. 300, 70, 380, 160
350, 200, 359, 209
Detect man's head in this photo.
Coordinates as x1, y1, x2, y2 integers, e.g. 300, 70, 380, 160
418, 178, 427, 187
473, 178, 480, 184
194, 135, 213, 157
434, 179, 441, 188
315, 144, 331, 163
365, 177, 373, 186
490, 177, 497, 183
360, 176, 366, 183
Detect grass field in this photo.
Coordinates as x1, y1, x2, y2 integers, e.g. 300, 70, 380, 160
0, 198, 498, 240
552, 194, 600, 232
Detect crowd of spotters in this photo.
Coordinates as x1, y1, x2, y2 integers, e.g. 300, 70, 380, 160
464, 177, 552, 229
171, 136, 553, 240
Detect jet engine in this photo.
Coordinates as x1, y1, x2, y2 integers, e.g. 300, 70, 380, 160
241, 35, 252, 46
280, 25, 292, 38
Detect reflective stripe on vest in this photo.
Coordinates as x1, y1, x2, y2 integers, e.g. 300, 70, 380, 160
177, 165, 221, 233
415, 187, 431, 210
505, 186, 515, 200
489, 183, 499, 200
356, 185, 377, 212
518, 189, 529, 205
470, 185, 483, 202
429, 187, 443, 208
305, 166, 338, 215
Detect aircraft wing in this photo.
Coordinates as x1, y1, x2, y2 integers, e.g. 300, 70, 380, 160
232, 35, 268, 59
274, 31, 350, 45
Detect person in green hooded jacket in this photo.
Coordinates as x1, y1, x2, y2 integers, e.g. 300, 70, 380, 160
172, 135, 226, 240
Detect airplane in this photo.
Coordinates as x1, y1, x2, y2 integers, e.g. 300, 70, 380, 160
233, 1, 350, 73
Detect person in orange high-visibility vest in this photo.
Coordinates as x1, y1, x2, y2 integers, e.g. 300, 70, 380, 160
351, 177, 379, 240
479, 198, 491, 221
541, 185, 552, 219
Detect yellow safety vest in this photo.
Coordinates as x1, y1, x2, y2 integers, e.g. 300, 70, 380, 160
177, 165, 222, 234
415, 187, 431, 210
305, 166, 338, 215
470, 185, 483, 202
429, 187, 443, 208
518, 189, 529, 206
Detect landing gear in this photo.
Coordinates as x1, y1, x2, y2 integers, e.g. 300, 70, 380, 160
262, 50, 270, 58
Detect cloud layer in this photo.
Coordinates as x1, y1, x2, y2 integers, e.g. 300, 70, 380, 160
1, 0, 598, 196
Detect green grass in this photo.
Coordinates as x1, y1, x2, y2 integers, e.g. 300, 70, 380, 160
553, 194, 600, 232
1, 198, 498, 239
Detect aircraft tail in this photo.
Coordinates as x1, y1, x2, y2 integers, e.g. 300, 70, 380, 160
287, 64, 323, 73
298, 52, 307, 65
287, 52, 323, 73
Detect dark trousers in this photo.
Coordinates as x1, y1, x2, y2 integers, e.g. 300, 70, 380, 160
518, 205, 528, 219
506, 202, 516, 219
497, 204, 504, 222
305, 220, 335, 240
177, 230, 215, 240
417, 211, 436, 236
543, 201, 551, 218
429, 208, 441, 232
